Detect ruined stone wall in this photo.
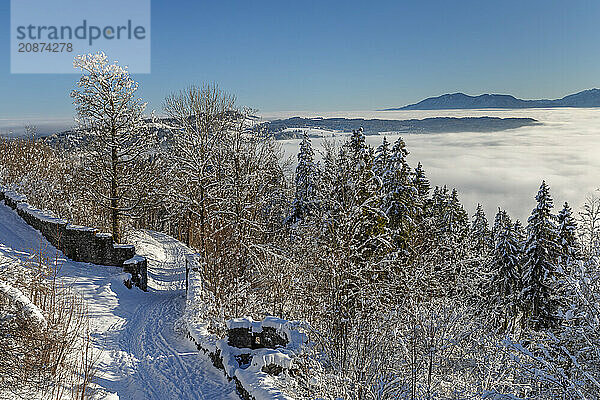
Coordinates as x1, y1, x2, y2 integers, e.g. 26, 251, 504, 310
0, 189, 148, 291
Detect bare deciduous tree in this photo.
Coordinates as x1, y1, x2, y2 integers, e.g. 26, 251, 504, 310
579, 193, 600, 257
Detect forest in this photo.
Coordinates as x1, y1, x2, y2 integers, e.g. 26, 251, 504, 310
1, 53, 599, 399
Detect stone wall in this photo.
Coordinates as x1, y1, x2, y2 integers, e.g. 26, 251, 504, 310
185, 266, 305, 399
0, 188, 148, 291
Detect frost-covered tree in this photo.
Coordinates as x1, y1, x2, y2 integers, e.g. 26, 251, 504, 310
373, 136, 391, 177
492, 207, 507, 242
413, 162, 430, 200
471, 204, 491, 254
71, 52, 155, 242
514, 219, 526, 243
431, 185, 450, 224
489, 210, 522, 331
578, 194, 600, 257
378, 137, 418, 250
339, 128, 390, 265
445, 189, 469, 239
557, 202, 579, 267
291, 132, 319, 223
309, 129, 393, 375
163, 83, 238, 250
521, 181, 562, 330
422, 186, 471, 296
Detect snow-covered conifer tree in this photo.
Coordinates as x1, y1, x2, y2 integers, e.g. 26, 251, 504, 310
489, 210, 522, 331
314, 129, 392, 371
380, 137, 418, 250
521, 181, 562, 330
514, 219, 526, 243
413, 162, 431, 200
373, 136, 391, 177
471, 204, 491, 254
557, 202, 579, 266
492, 208, 507, 242
291, 132, 319, 223
445, 189, 469, 238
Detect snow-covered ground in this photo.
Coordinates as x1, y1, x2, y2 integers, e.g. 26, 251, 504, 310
0, 203, 238, 400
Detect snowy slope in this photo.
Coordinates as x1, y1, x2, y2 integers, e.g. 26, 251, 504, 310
0, 203, 238, 400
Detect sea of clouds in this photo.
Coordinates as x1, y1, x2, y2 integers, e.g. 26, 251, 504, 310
0, 118, 73, 137
267, 108, 600, 223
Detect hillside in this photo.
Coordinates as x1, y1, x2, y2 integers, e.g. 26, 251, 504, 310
264, 116, 539, 137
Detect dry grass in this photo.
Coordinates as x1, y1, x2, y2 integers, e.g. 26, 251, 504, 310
0, 244, 98, 400
0, 135, 109, 232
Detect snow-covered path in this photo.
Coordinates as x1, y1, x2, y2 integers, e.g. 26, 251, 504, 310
0, 203, 238, 400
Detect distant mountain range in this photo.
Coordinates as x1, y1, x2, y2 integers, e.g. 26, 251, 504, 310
384, 89, 600, 110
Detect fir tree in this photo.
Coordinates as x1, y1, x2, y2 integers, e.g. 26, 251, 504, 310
514, 219, 526, 243
381, 137, 418, 250
489, 210, 522, 331
445, 188, 469, 237
432, 185, 450, 224
557, 201, 579, 265
492, 208, 507, 242
348, 127, 371, 169
373, 136, 391, 178
329, 128, 390, 266
413, 162, 430, 200
291, 132, 319, 223
471, 204, 492, 254
320, 129, 392, 343
521, 181, 562, 330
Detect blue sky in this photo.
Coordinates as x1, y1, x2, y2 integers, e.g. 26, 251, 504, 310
1, 0, 600, 123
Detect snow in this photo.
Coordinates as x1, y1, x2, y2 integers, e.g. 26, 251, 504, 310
251, 349, 294, 370
4, 190, 27, 203
66, 224, 97, 232
226, 316, 308, 354
228, 316, 264, 333
0, 204, 238, 400
235, 369, 294, 400
113, 244, 135, 249
17, 202, 67, 224
185, 259, 305, 399
217, 339, 249, 376
261, 317, 308, 353
124, 255, 146, 264
0, 279, 47, 330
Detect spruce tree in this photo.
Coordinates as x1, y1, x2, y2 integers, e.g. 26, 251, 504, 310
471, 204, 492, 254
382, 138, 418, 250
492, 208, 507, 242
557, 201, 579, 265
489, 210, 522, 331
446, 189, 469, 237
373, 136, 391, 178
322, 129, 392, 349
330, 128, 390, 269
432, 185, 450, 225
521, 181, 562, 330
413, 162, 430, 200
291, 132, 319, 223
514, 219, 526, 243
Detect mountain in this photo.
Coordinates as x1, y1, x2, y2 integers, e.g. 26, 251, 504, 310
384, 89, 600, 110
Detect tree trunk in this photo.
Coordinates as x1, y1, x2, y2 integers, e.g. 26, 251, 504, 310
111, 131, 120, 243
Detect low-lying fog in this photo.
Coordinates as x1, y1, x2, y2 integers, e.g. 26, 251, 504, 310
269, 108, 600, 222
